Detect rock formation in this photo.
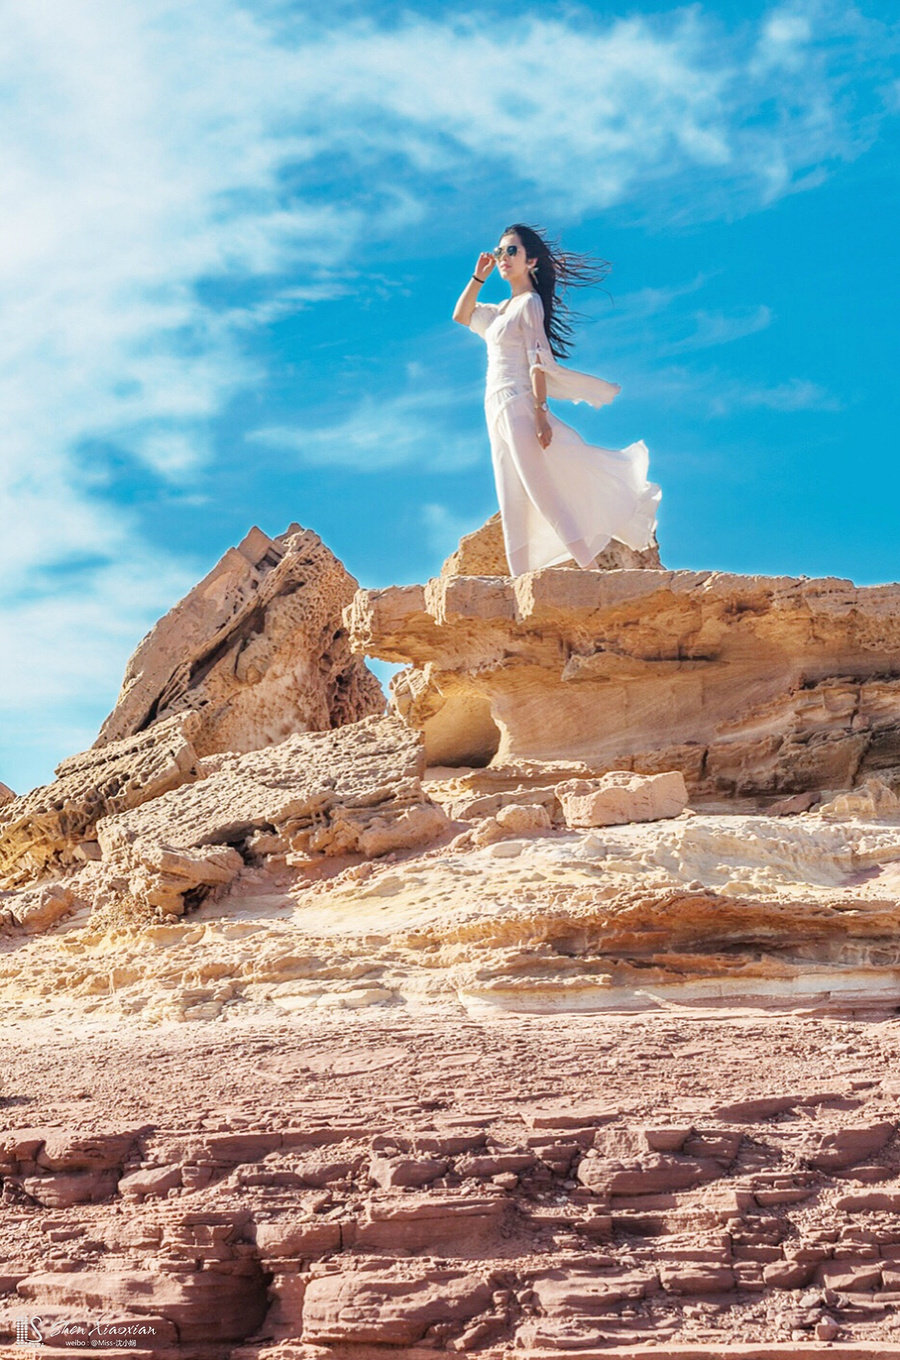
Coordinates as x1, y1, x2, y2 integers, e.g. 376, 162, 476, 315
0, 714, 203, 889
3, 1018, 900, 1357
95, 524, 384, 757
92, 714, 448, 918
0, 714, 447, 925
4, 517, 900, 1356
556, 769, 688, 827
349, 568, 900, 794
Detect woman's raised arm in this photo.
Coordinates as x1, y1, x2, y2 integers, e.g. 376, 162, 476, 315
453, 252, 496, 325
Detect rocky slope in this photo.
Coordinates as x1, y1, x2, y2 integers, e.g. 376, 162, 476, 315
2, 519, 900, 1358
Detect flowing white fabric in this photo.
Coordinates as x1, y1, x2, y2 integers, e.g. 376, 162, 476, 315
469, 291, 660, 575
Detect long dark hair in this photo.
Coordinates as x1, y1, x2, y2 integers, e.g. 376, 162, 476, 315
502, 223, 610, 360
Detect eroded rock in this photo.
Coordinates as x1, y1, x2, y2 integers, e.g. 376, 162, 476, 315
96, 523, 384, 757
1, 1022, 900, 1356
471, 801, 553, 847
301, 1267, 493, 1345
17, 1263, 268, 1344
93, 715, 448, 917
0, 715, 202, 890
558, 770, 688, 827
0, 882, 81, 933
442, 510, 662, 576
349, 568, 900, 798
818, 777, 900, 821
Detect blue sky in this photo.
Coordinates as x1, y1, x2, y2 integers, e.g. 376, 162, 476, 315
0, 0, 897, 794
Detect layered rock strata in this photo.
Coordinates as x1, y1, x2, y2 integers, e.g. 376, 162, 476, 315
92, 714, 448, 917
6, 521, 900, 1354
5, 783, 900, 1021
349, 569, 900, 795
1, 715, 448, 925
0, 714, 202, 890
3, 1015, 900, 1358
96, 523, 384, 756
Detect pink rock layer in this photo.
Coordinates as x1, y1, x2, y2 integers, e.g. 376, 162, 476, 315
1, 1010, 900, 1357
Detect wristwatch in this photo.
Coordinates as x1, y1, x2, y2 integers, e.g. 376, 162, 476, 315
535, 401, 549, 412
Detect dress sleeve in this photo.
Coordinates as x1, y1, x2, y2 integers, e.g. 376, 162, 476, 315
468, 301, 501, 338
520, 292, 553, 375
519, 292, 621, 407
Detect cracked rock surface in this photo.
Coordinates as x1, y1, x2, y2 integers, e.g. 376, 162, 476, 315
3, 1013, 900, 1357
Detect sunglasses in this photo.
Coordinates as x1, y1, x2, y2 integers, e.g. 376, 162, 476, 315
492, 244, 520, 260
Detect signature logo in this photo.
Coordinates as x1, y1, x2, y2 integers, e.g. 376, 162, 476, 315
13, 1314, 163, 1348
14, 1317, 43, 1348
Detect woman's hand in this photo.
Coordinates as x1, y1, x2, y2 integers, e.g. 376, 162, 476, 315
474, 252, 495, 282
454, 252, 496, 323
536, 414, 553, 449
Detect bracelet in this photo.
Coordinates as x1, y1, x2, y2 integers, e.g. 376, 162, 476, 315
472, 275, 485, 285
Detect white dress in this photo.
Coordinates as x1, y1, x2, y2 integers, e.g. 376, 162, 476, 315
469, 291, 661, 575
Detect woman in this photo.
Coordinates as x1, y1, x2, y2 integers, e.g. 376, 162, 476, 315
453, 223, 660, 576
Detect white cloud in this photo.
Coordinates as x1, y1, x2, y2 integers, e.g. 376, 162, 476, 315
0, 0, 365, 784
295, 5, 888, 220
582, 281, 822, 413
250, 388, 484, 472
754, 10, 814, 74
0, 0, 891, 788
658, 305, 774, 355
573, 280, 772, 380
708, 376, 842, 415
627, 363, 841, 417
0, 556, 194, 712
0, 551, 197, 791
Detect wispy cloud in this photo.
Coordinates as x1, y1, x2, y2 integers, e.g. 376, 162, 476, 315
585, 280, 822, 413
708, 376, 842, 415
294, 3, 892, 221
420, 502, 484, 561
659, 305, 774, 355
0, 551, 196, 791
627, 363, 842, 417
599, 291, 774, 360
0, 0, 893, 787
250, 387, 483, 472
